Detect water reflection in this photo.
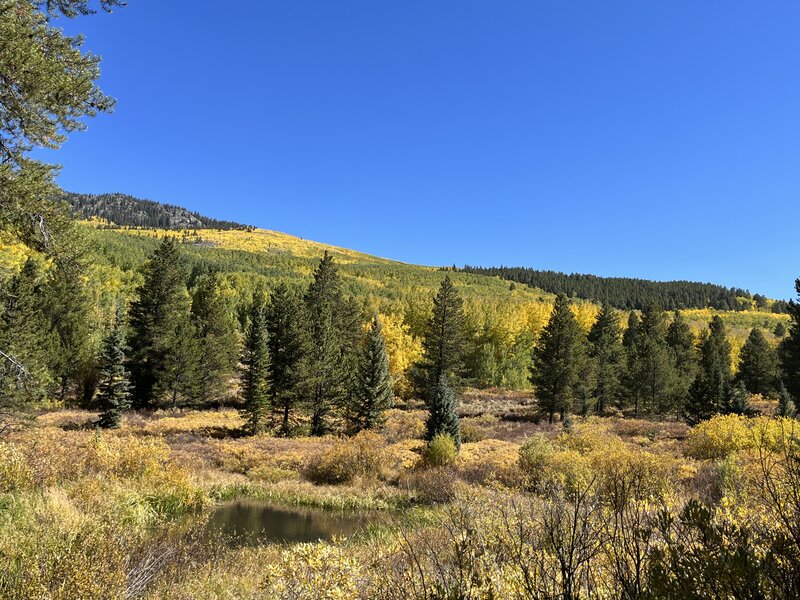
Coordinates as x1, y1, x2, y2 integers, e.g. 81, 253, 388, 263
206, 500, 379, 545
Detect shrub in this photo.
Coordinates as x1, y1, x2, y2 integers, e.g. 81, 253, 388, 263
686, 415, 754, 459
306, 431, 390, 485
518, 434, 555, 486
424, 434, 457, 467
402, 467, 457, 504
381, 409, 426, 442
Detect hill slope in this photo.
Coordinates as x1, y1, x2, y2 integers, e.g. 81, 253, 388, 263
64, 192, 250, 230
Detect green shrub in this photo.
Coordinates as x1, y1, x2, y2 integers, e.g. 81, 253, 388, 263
424, 434, 457, 467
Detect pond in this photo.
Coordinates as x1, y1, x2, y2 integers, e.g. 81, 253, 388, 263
206, 500, 383, 546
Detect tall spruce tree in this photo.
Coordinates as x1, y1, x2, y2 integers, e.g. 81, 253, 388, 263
350, 316, 394, 432
128, 237, 194, 408
191, 273, 239, 404
305, 252, 359, 435
154, 315, 200, 408
778, 279, 800, 400
776, 383, 796, 418
625, 304, 677, 416
686, 316, 733, 424
587, 304, 623, 414
96, 306, 131, 429
736, 327, 779, 396
426, 373, 461, 448
0, 258, 54, 406
666, 310, 698, 416
240, 292, 270, 435
266, 283, 308, 435
415, 275, 468, 401
530, 294, 588, 423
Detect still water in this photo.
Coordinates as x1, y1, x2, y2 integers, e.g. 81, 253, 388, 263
206, 500, 381, 545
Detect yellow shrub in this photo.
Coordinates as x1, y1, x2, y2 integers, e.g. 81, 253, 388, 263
260, 542, 363, 599
687, 414, 754, 459
380, 409, 426, 442
306, 431, 390, 485
424, 434, 457, 467
457, 439, 520, 484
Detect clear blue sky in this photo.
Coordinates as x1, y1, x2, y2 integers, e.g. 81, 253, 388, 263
40, 1, 800, 299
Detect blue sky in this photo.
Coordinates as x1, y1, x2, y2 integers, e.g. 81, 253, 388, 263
40, 1, 800, 298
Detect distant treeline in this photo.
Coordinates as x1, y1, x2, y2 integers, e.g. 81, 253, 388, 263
64, 192, 251, 231
461, 266, 789, 313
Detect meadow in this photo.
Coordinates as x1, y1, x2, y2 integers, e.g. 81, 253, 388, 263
2, 392, 799, 598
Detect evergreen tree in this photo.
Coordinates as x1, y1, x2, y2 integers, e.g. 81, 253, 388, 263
736, 327, 779, 396
778, 279, 800, 400
415, 275, 468, 401
622, 312, 640, 349
265, 283, 308, 435
350, 316, 394, 432
587, 304, 623, 414
240, 292, 270, 435
191, 273, 239, 404
128, 237, 194, 408
530, 294, 588, 423
774, 322, 787, 338
686, 316, 733, 424
96, 306, 131, 429
425, 373, 461, 449
154, 314, 200, 408
776, 383, 796, 418
666, 310, 698, 416
304, 252, 359, 435
729, 382, 753, 416
0, 258, 54, 406
625, 304, 677, 416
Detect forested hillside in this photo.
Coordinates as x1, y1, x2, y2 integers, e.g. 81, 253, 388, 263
64, 191, 250, 230
463, 265, 789, 313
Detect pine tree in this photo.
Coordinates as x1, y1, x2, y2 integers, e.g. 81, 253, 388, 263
96, 307, 131, 429
240, 293, 270, 435
154, 314, 200, 408
666, 310, 698, 416
622, 312, 641, 349
625, 304, 677, 416
778, 279, 800, 400
350, 316, 394, 432
736, 328, 779, 396
265, 283, 308, 435
774, 322, 787, 338
0, 258, 54, 406
587, 304, 623, 414
530, 294, 588, 423
191, 273, 239, 404
686, 316, 732, 424
128, 237, 194, 408
426, 373, 461, 449
415, 275, 468, 402
776, 383, 796, 418
729, 382, 752, 416
304, 252, 358, 435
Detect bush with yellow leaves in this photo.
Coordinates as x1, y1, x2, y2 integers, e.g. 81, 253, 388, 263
306, 430, 391, 485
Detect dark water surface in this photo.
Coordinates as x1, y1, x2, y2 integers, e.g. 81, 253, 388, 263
206, 501, 382, 545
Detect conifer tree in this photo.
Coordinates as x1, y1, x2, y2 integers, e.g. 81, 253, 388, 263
625, 304, 677, 416
154, 315, 200, 408
776, 383, 796, 418
304, 252, 358, 435
350, 316, 394, 432
415, 275, 468, 401
622, 312, 641, 349
0, 258, 54, 406
686, 316, 733, 424
96, 306, 131, 429
666, 310, 698, 415
128, 237, 193, 408
530, 294, 588, 423
191, 273, 239, 404
778, 279, 800, 400
736, 327, 779, 396
774, 322, 787, 338
729, 382, 753, 416
425, 373, 461, 449
240, 292, 270, 435
587, 304, 623, 413
266, 283, 308, 435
